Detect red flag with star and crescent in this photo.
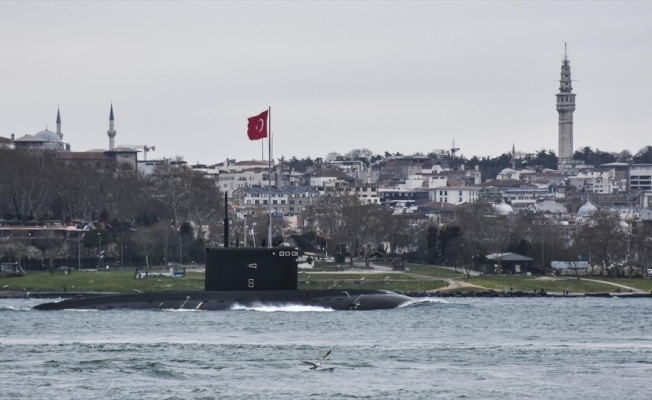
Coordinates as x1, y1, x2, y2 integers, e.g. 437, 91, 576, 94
247, 110, 268, 140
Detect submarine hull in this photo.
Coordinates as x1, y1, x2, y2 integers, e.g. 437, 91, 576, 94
32, 289, 412, 311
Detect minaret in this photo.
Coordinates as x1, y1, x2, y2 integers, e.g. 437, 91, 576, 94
56, 107, 63, 140
556, 43, 576, 160
107, 104, 116, 150
511, 143, 516, 170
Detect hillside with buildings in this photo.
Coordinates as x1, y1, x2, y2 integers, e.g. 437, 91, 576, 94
1, 51, 652, 277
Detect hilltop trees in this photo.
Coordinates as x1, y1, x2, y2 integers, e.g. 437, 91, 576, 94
633, 146, 652, 164
573, 147, 616, 165
0, 149, 223, 268
306, 193, 411, 266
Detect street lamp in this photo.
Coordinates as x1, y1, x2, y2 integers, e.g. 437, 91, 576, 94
78, 232, 81, 274
252, 222, 257, 247
243, 212, 247, 248
97, 232, 102, 269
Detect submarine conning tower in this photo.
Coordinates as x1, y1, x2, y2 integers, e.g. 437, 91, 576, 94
205, 247, 299, 291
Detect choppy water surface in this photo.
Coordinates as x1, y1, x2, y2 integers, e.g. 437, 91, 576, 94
1, 297, 651, 399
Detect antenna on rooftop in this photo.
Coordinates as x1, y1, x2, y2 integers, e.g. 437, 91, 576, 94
450, 139, 460, 158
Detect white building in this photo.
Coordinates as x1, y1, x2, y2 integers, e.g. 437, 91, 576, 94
233, 186, 319, 216
310, 170, 351, 187
429, 187, 481, 204
629, 164, 652, 192
219, 168, 270, 196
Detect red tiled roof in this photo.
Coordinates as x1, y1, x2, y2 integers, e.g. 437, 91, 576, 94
422, 201, 456, 211
234, 161, 267, 166
56, 152, 112, 160
313, 169, 350, 179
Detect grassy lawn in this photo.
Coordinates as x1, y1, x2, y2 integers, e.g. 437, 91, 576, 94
310, 262, 351, 271
464, 275, 617, 293
593, 277, 652, 291
298, 271, 448, 292
371, 261, 466, 278
298, 279, 448, 292
404, 264, 466, 278
5, 267, 648, 294
0, 269, 205, 293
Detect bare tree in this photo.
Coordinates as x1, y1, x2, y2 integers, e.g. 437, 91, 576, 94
131, 222, 169, 268
574, 210, 627, 277
325, 152, 341, 162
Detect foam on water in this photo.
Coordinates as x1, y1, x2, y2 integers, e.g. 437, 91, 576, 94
2, 297, 652, 399
397, 297, 450, 308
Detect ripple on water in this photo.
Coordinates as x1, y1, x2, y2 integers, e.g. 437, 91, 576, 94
1, 297, 652, 399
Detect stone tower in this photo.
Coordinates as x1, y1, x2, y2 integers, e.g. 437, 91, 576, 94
107, 104, 116, 150
556, 44, 575, 160
56, 107, 63, 140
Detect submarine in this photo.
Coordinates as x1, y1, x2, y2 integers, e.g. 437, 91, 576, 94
34, 191, 412, 311
33, 246, 412, 311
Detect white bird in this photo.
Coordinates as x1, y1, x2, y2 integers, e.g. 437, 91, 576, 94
301, 349, 331, 370
2, 285, 8, 289
361, 277, 365, 280
89, 280, 93, 283
134, 289, 143, 293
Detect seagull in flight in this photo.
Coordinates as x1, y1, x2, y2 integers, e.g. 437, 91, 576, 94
301, 349, 331, 370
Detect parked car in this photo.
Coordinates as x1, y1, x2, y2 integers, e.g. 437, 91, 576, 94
58, 266, 71, 271
167, 262, 181, 267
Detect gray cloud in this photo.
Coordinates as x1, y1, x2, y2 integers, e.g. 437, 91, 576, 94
1, 2, 651, 163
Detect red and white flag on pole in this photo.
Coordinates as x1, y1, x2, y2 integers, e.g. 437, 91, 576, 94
247, 110, 268, 140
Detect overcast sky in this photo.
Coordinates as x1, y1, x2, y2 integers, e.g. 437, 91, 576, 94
2, 1, 651, 165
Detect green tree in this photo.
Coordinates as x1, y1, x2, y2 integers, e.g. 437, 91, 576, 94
573, 147, 616, 165
426, 226, 439, 265
633, 146, 652, 164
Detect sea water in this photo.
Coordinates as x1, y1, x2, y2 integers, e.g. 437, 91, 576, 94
1, 297, 651, 399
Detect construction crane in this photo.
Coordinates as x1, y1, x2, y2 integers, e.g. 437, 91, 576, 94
118, 144, 156, 161
450, 139, 460, 158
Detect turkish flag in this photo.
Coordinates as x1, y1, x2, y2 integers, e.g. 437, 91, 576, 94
247, 110, 268, 140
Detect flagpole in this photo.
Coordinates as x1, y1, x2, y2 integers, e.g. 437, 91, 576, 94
267, 106, 272, 248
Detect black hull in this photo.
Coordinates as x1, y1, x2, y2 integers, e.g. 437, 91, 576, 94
32, 289, 412, 311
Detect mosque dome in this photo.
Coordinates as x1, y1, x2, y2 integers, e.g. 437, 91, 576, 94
495, 200, 513, 215
35, 129, 61, 142
577, 200, 597, 217
500, 168, 514, 175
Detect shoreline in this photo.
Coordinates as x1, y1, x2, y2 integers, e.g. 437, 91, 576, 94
3, 289, 652, 300
398, 290, 652, 298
